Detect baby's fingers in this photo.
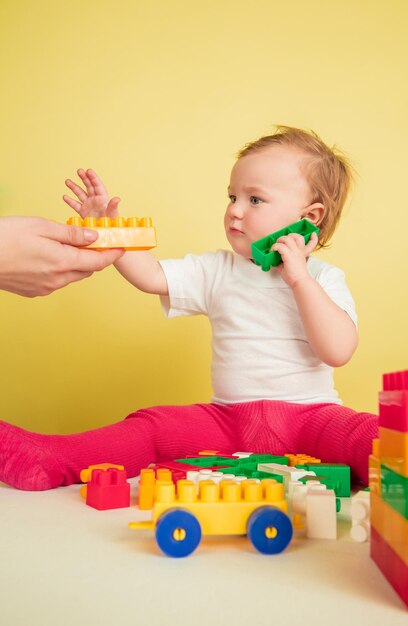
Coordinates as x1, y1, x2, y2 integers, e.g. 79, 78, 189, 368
106, 196, 121, 217
304, 232, 319, 254
65, 178, 88, 202
62, 194, 82, 214
77, 168, 95, 197
87, 169, 109, 197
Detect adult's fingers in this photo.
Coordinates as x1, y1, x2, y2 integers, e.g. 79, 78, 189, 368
44, 221, 99, 245
71, 247, 125, 272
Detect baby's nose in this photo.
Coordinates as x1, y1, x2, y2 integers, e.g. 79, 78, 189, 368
229, 201, 245, 218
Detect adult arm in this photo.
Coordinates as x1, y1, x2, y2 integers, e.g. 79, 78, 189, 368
0, 216, 125, 297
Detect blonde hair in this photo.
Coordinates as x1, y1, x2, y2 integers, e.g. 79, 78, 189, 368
237, 126, 354, 248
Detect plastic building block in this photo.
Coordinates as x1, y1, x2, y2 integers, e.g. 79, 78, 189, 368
371, 491, 408, 566
251, 219, 320, 271
86, 468, 130, 511
138, 468, 156, 510
369, 439, 381, 496
285, 453, 321, 467
383, 370, 408, 392
290, 482, 337, 539
381, 464, 408, 519
258, 462, 316, 491
186, 469, 249, 493
306, 488, 337, 539
371, 526, 408, 607
370, 370, 408, 607
80, 463, 125, 499
295, 463, 350, 497
129, 477, 292, 557
350, 490, 370, 542
231, 451, 254, 458
66, 215, 156, 250
379, 388, 408, 433
379, 426, 408, 477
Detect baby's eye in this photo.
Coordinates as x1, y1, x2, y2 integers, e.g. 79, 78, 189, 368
250, 196, 263, 205
228, 195, 236, 204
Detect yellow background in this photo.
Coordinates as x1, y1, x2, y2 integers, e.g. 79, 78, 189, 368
0, 0, 407, 433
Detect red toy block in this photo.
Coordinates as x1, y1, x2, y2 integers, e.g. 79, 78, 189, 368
379, 390, 408, 433
371, 526, 408, 607
86, 468, 131, 511
383, 370, 408, 391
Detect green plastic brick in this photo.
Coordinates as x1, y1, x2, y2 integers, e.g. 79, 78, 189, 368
251, 219, 320, 271
381, 464, 408, 519
296, 463, 350, 497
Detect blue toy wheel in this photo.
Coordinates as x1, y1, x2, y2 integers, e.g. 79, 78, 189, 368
247, 506, 293, 554
155, 508, 202, 558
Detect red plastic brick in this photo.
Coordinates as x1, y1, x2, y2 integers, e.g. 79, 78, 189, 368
86, 468, 131, 511
379, 390, 408, 433
383, 370, 408, 392
371, 526, 408, 607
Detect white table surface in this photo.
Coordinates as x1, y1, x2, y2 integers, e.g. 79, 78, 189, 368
0, 479, 407, 626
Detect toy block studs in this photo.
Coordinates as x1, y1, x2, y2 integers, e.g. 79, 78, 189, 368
67, 215, 157, 250
86, 468, 130, 511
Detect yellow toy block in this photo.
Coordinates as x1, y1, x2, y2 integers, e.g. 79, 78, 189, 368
67, 216, 157, 250
131, 478, 288, 536
80, 463, 125, 498
138, 468, 156, 510
371, 491, 408, 566
379, 427, 408, 477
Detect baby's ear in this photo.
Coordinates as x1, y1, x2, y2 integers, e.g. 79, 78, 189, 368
302, 202, 325, 226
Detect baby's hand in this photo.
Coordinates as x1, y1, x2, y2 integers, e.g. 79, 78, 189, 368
271, 231, 318, 288
63, 168, 121, 219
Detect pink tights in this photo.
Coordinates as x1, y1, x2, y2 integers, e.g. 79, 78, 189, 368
0, 400, 378, 490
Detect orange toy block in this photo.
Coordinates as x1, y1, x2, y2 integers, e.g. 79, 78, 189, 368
67, 216, 157, 250
379, 427, 408, 477
80, 463, 125, 498
371, 491, 408, 566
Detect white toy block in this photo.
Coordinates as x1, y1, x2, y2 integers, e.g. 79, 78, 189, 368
186, 469, 247, 494
350, 490, 370, 542
232, 451, 253, 458
258, 462, 316, 491
306, 488, 337, 539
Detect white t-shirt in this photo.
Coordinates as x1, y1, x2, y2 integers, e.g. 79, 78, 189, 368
159, 250, 357, 406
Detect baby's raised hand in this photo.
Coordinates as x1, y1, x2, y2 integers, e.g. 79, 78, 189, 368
63, 169, 120, 219
271, 231, 318, 288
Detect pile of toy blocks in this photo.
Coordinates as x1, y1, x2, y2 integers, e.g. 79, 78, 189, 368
369, 369, 408, 607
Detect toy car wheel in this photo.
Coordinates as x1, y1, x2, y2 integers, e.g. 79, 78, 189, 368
155, 508, 202, 558
247, 506, 293, 554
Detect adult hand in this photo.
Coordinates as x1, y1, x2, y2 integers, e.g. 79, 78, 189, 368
0, 216, 125, 297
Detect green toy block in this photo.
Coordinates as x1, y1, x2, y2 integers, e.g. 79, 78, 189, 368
176, 454, 289, 470
175, 456, 236, 468
251, 219, 320, 271
296, 463, 350, 497
215, 466, 284, 482
381, 464, 408, 519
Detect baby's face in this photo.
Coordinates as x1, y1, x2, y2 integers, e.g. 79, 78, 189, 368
224, 145, 313, 258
